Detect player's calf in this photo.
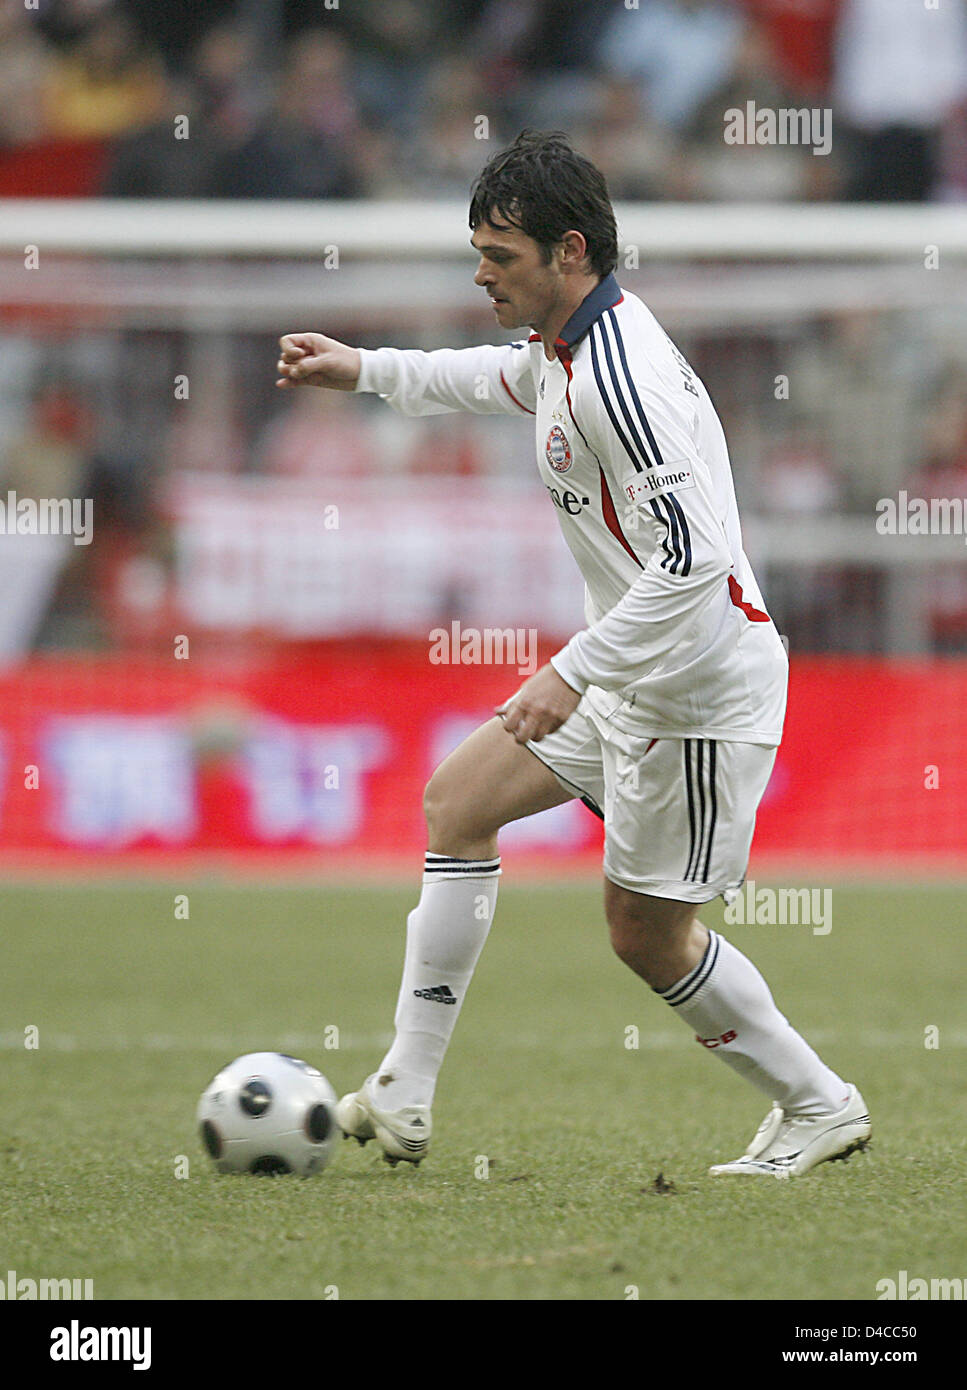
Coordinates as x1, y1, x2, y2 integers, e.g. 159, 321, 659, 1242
604, 880, 707, 991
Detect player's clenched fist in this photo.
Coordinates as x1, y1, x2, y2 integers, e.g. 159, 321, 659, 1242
496, 663, 581, 745
276, 332, 361, 391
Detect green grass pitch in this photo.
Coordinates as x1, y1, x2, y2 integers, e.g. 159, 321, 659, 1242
3, 879, 966, 1301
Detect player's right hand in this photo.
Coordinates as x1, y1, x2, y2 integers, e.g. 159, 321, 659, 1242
276, 333, 361, 391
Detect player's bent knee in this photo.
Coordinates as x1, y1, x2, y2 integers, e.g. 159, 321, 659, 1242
604, 884, 699, 978
422, 770, 464, 840
608, 919, 644, 969
608, 918, 685, 988
604, 881, 697, 935
608, 911, 657, 964
422, 769, 497, 858
421, 770, 445, 834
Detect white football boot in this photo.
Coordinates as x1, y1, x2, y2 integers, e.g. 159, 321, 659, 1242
709, 1084, 871, 1178
335, 1074, 431, 1166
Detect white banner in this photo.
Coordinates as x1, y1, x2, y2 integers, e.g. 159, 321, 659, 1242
167, 474, 586, 640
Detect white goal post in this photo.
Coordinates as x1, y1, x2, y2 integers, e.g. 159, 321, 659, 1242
2, 198, 967, 258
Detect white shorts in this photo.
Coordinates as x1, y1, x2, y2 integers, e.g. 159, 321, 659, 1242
526, 692, 777, 904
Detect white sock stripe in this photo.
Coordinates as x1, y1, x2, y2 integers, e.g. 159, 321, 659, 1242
658, 930, 720, 1007
655, 931, 711, 1001
423, 855, 501, 875
424, 853, 500, 861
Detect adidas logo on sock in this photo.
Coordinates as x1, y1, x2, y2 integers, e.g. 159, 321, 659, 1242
413, 984, 457, 1005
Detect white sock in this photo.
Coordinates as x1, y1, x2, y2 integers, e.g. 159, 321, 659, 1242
657, 930, 849, 1116
374, 853, 500, 1110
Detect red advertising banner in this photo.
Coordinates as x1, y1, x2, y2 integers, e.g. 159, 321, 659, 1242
0, 648, 963, 874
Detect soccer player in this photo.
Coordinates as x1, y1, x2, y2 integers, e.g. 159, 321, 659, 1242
275, 131, 870, 1178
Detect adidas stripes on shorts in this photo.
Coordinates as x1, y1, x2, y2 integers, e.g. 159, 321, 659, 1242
526, 689, 777, 904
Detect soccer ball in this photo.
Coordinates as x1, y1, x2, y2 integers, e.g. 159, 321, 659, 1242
197, 1052, 339, 1177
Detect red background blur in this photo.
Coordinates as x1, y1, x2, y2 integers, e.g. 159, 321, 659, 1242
0, 648, 962, 875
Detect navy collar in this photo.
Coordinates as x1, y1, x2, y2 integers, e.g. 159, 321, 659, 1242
554, 272, 623, 355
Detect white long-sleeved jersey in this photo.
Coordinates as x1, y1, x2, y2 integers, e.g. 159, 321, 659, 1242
355, 274, 788, 746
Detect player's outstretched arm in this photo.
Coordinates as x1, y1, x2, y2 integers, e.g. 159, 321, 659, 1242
279, 332, 536, 417
276, 333, 361, 391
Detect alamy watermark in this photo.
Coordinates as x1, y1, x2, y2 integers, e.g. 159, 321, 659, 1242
428, 620, 538, 676
723, 101, 832, 157
875, 491, 967, 539
50, 1320, 151, 1371
724, 880, 832, 935
877, 1270, 966, 1300
1, 1268, 94, 1299
0, 491, 93, 545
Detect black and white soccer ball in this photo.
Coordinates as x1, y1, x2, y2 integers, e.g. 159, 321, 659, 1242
197, 1052, 339, 1177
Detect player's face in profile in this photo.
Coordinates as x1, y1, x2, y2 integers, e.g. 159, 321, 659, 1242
471, 220, 565, 334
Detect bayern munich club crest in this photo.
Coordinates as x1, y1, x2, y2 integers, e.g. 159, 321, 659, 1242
545, 424, 572, 473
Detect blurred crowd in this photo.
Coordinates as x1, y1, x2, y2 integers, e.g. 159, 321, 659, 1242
6, 305, 967, 656
2, 0, 967, 202
4, 0, 967, 656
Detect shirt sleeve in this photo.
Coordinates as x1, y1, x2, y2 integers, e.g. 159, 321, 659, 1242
355, 341, 537, 417
550, 365, 735, 695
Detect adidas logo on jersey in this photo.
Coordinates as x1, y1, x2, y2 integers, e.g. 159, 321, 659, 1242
413, 985, 457, 1005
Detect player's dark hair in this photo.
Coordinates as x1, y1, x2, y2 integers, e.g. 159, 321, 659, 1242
469, 130, 618, 279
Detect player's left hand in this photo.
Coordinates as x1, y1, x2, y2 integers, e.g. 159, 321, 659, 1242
496, 663, 581, 745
